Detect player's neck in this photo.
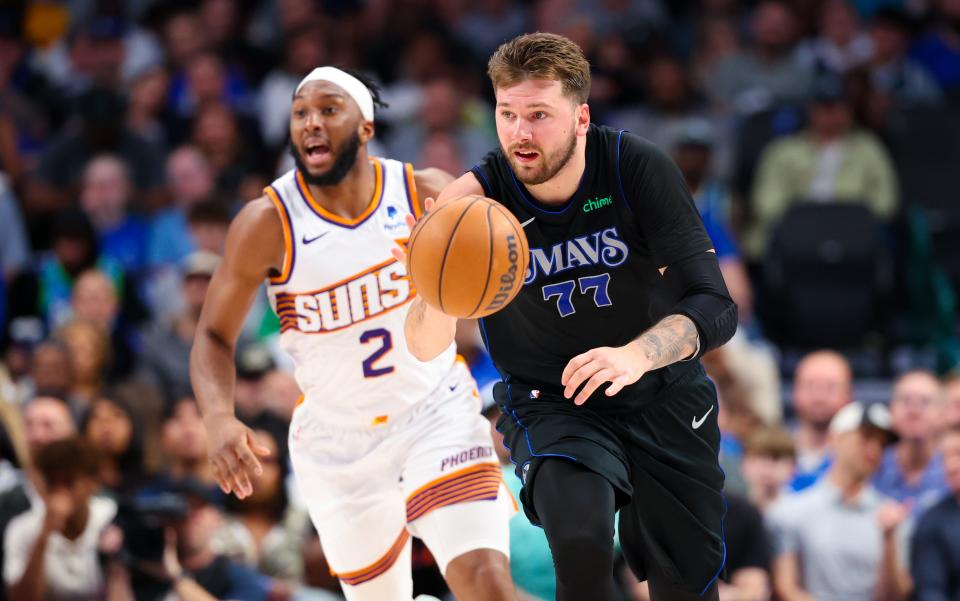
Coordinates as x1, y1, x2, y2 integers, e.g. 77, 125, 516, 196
305, 152, 376, 220
525, 138, 587, 205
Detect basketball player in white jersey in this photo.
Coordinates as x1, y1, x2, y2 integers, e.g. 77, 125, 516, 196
190, 67, 517, 601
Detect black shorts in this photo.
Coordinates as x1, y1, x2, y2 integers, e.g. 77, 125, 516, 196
495, 362, 727, 595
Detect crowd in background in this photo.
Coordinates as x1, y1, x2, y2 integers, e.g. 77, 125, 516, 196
1, 0, 960, 600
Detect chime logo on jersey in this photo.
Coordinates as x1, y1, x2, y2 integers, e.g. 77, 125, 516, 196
277, 259, 414, 334
524, 226, 630, 285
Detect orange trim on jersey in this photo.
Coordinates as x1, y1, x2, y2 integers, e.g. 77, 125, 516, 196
296, 158, 383, 227
406, 462, 501, 522
333, 528, 410, 586
294, 394, 305, 408
404, 162, 422, 218
265, 187, 294, 284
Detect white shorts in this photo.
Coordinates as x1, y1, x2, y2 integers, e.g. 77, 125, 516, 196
288, 361, 516, 596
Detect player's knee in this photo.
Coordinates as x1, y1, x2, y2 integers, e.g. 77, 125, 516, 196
446, 548, 512, 590
548, 520, 615, 569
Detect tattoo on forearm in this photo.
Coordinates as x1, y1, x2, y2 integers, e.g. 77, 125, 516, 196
635, 315, 699, 370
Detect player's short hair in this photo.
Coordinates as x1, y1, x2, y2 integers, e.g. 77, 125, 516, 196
487, 32, 591, 104
743, 425, 796, 460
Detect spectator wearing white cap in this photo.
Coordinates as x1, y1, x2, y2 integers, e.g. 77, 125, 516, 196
769, 401, 911, 601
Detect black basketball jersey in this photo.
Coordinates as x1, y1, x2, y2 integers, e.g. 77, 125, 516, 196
471, 124, 713, 411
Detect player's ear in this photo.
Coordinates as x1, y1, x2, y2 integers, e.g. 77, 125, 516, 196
359, 120, 375, 143
576, 102, 590, 135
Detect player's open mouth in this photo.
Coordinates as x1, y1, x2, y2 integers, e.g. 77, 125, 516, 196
304, 141, 331, 166
514, 150, 539, 163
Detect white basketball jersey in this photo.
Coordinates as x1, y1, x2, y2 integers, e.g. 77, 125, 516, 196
265, 158, 456, 428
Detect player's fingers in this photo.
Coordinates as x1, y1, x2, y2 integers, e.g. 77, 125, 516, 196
220, 451, 250, 498
424, 197, 436, 211
404, 213, 417, 229
575, 369, 616, 406
390, 246, 407, 265
210, 458, 232, 494
563, 361, 603, 399
605, 377, 629, 397
561, 350, 593, 386
236, 439, 265, 477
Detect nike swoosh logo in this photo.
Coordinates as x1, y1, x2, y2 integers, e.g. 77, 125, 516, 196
520, 217, 535, 228
302, 232, 329, 245
692, 405, 715, 430
448, 384, 457, 392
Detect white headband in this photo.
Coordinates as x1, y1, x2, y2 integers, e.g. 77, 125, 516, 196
295, 67, 375, 122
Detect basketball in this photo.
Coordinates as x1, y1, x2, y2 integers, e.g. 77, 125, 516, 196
406, 195, 530, 319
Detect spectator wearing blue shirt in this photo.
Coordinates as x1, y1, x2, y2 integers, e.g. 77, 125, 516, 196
910, 0, 960, 99
79, 155, 149, 274
910, 424, 960, 601
874, 370, 948, 513
788, 350, 854, 491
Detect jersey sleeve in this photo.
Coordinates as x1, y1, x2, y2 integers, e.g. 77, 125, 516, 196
617, 132, 713, 267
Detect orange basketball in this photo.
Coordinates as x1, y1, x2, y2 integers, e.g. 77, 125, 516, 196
407, 195, 529, 318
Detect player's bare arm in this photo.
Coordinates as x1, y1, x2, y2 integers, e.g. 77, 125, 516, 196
190, 197, 281, 498
399, 171, 484, 361
563, 249, 736, 406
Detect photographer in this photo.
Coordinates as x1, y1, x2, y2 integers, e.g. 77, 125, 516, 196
3, 437, 118, 601
115, 478, 271, 601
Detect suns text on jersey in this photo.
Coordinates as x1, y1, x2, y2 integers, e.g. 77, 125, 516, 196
276, 258, 414, 333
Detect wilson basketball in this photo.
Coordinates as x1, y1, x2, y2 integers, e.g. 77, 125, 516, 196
406, 195, 529, 319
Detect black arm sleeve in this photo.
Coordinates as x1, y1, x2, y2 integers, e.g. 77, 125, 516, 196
617, 132, 713, 267
660, 248, 738, 358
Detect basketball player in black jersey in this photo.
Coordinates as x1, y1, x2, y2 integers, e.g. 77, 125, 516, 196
401, 33, 737, 601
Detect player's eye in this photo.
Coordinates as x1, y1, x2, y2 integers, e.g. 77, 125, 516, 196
322, 106, 338, 115
294, 109, 306, 118
500, 111, 515, 120
533, 111, 547, 120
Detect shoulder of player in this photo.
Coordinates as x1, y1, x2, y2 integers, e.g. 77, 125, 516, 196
222, 196, 284, 272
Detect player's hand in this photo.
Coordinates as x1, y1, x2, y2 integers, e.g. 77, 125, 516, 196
389, 197, 437, 268
561, 344, 652, 405
204, 414, 271, 498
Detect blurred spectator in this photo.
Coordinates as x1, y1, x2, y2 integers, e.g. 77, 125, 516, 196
162, 10, 209, 72
388, 77, 495, 168
188, 202, 231, 256
706, 1, 814, 113
874, 370, 948, 511
0, 9, 53, 187
235, 346, 275, 422
3, 437, 118, 601
789, 350, 854, 491
78, 154, 148, 273
452, 0, 529, 61
768, 401, 910, 601
909, 424, 960, 601
259, 22, 327, 151
868, 8, 943, 107
159, 396, 216, 488
910, 0, 960, 100
690, 16, 743, 95
140, 251, 220, 405
297, 530, 345, 601
7, 209, 125, 332
416, 131, 467, 175
81, 396, 145, 496
741, 425, 798, 513
34, 15, 128, 101
944, 375, 960, 430
198, 0, 271, 84
55, 319, 111, 416
216, 421, 306, 582
618, 56, 734, 180
0, 177, 29, 283
125, 65, 171, 150
148, 145, 219, 270
190, 102, 265, 204
170, 50, 256, 125
25, 87, 165, 230
25, 341, 73, 404
258, 370, 302, 422
580, 0, 667, 36
794, 0, 873, 74
69, 270, 119, 335
745, 73, 898, 259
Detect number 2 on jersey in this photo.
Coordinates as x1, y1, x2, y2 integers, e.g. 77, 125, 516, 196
542, 273, 613, 317
360, 328, 395, 378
